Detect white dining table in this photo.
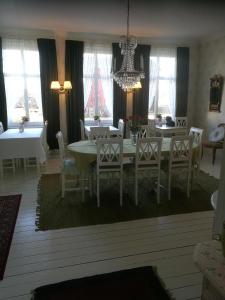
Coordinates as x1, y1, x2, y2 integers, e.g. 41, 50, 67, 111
85, 125, 120, 138
0, 128, 46, 163
155, 125, 187, 137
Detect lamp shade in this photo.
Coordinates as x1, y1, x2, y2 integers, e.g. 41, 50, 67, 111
133, 81, 142, 89
63, 81, 72, 90
50, 81, 61, 90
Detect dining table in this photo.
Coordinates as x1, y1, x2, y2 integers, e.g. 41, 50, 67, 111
68, 137, 198, 172
85, 125, 120, 138
155, 125, 187, 137
0, 127, 46, 163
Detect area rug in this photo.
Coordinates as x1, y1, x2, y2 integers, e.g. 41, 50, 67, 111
36, 170, 218, 231
31, 266, 171, 300
0, 194, 21, 280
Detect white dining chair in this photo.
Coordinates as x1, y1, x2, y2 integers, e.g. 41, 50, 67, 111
90, 127, 110, 140
118, 119, 125, 137
189, 127, 204, 176
0, 122, 16, 177
147, 119, 156, 136
175, 117, 188, 128
168, 135, 193, 200
80, 119, 86, 140
138, 125, 156, 138
56, 131, 87, 199
96, 137, 123, 207
134, 137, 163, 205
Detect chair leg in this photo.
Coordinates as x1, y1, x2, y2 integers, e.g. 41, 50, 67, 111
0, 160, 3, 179
12, 159, 16, 174
61, 174, 65, 198
120, 171, 123, 207
157, 172, 160, 204
168, 172, 171, 200
97, 174, 100, 207
23, 158, 27, 172
212, 148, 217, 165
135, 171, 138, 206
81, 172, 85, 203
187, 170, 191, 198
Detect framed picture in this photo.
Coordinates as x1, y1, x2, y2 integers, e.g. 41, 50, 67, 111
209, 74, 224, 112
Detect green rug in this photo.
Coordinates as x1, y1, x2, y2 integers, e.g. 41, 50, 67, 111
36, 171, 218, 231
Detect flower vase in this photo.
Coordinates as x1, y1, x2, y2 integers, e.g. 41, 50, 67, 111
131, 132, 138, 145
19, 123, 24, 133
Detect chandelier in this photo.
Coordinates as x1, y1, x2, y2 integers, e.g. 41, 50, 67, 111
113, 0, 144, 91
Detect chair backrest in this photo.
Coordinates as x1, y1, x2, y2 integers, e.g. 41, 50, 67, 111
118, 119, 124, 137
96, 138, 123, 169
169, 135, 193, 167
56, 131, 65, 162
189, 127, 204, 146
135, 137, 163, 168
138, 125, 156, 138
80, 119, 85, 140
90, 127, 110, 140
175, 117, 188, 128
147, 119, 156, 136
0, 121, 4, 134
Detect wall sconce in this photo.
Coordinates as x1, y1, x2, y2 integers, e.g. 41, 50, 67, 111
50, 81, 72, 94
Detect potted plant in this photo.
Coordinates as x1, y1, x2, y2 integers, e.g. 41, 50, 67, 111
19, 116, 29, 133
124, 115, 142, 144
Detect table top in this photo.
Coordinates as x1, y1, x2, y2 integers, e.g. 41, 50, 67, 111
85, 125, 119, 133
155, 125, 187, 131
0, 128, 43, 140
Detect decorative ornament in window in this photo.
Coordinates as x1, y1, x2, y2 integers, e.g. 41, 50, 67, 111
209, 74, 224, 112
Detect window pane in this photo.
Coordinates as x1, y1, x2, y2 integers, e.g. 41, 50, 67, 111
24, 50, 40, 75
26, 78, 43, 122
158, 80, 173, 116
3, 50, 23, 74
5, 76, 26, 123
159, 57, 176, 78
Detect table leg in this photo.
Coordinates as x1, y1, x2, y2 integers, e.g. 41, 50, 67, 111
212, 148, 217, 165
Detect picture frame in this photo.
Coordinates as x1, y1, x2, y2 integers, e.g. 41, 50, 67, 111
209, 74, 224, 112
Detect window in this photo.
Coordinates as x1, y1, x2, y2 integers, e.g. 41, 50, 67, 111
2, 39, 43, 126
83, 43, 113, 125
149, 47, 176, 119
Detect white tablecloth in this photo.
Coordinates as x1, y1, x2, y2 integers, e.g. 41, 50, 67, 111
0, 128, 46, 163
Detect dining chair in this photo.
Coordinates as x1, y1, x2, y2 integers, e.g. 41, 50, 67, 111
118, 119, 125, 137
138, 125, 156, 138
134, 137, 163, 205
168, 135, 193, 200
96, 137, 123, 207
175, 117, 188, 128
0, 122, 16, 177
80, 119, 86, 140
189, 127, 204, 176
56, 131, 87, 199
147, 119, 156, 136
90, 127, 110, 140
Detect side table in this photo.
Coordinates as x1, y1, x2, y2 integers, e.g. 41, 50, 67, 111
193, 240, 225, 300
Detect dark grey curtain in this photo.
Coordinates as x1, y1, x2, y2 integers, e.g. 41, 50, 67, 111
65, 40, 84, 143
176, 47, 190, 117
37, 38, 60, 149
0, 37, 8, 130
112, 43, 127, 127
133, 45, 150, 124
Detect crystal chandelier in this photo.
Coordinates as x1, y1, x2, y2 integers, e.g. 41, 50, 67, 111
113, 0, 144, 91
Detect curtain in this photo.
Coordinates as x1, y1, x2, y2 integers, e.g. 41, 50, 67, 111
133, 44, 150, 123
65, 40, 84, 143
0, 37, 7, 130
83, 43, 113, 125
37, 38, 60, 149
176, 47, 189, 117
2, 39, 42, 127
149, 47, 177, 119
112, 43, 127, 127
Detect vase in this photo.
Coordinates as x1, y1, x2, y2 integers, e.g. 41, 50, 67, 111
131, 132, 138, 145
19, 123, 24, 133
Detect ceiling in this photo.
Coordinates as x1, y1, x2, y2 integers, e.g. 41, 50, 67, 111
1, 0, 225, 42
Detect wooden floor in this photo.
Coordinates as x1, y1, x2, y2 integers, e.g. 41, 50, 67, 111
0, 154, 216, 300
